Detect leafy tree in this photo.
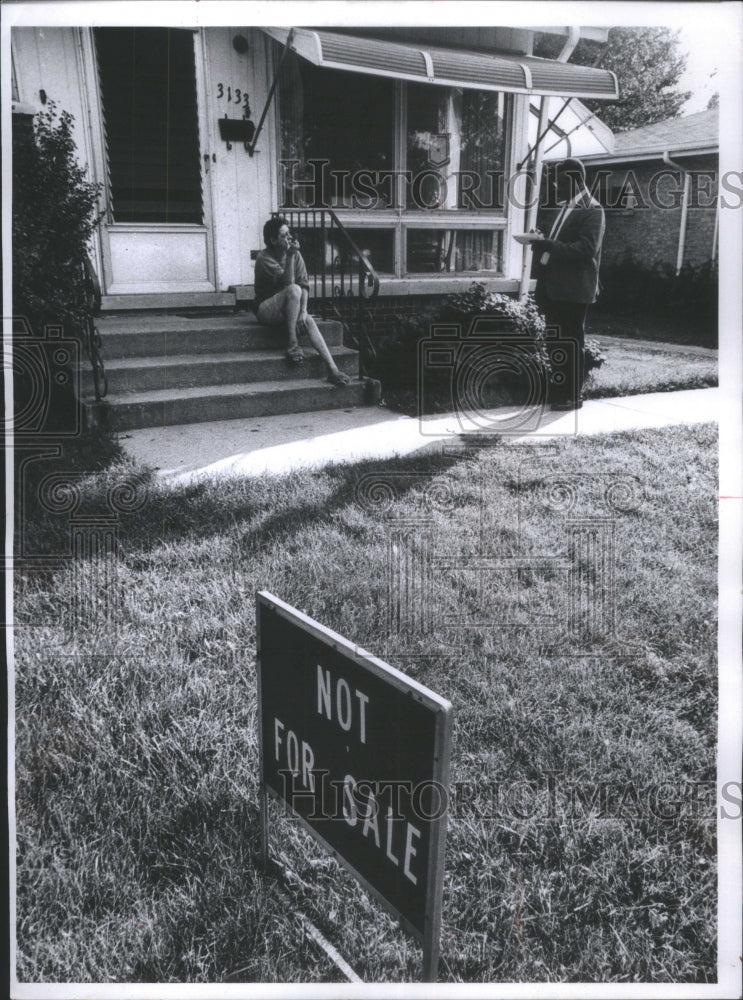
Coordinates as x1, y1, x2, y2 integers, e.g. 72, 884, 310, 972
534, 28, 691, 130
707, 92, 719, 110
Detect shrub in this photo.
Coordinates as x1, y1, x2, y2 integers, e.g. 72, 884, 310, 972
584, 337, 607, 376
12, 103, 105, 437
373, 282, 598, 416
597, 252, 718, 346
13, 102, 104, 332
12, 104, 120, 514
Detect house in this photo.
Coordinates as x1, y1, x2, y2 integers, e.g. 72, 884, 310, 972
577, 109, 719, 274
10, 22, 619, 428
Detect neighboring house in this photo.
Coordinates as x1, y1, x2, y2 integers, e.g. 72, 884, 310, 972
576, 110, 719, 274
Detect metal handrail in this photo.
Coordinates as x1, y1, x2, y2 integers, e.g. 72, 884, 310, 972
80, 255, 107, 400
326, 208, 381, 300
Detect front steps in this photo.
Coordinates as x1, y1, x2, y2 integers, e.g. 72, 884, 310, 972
82, 312, 381, 431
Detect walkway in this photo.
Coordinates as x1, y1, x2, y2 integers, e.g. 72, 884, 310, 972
118, 386, 720, 484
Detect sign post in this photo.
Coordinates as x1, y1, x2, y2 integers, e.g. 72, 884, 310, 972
256, 591, 452, 982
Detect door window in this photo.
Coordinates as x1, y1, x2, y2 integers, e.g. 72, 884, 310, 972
94, 28, 203, 224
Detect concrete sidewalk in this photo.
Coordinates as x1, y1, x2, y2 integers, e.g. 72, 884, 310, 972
118, 386, 720, 484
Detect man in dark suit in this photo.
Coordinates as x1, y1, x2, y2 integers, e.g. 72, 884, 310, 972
532, 158, 605, 410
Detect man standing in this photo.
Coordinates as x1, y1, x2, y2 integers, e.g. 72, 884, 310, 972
532, 158, 605, 410
254, 217, 350, 385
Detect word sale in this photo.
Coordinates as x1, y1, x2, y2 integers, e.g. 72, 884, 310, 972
269, 664, 423, 886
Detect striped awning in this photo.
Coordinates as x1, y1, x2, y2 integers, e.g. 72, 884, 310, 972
261, 27, 619, 99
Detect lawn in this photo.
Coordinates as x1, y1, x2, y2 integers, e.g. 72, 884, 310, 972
380, 321, 717, 417
584, 335, 717, 400
589, 307, 717, 349
14, 421, 718, 984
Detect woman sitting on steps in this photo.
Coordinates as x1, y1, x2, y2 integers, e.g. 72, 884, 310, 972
253, 216, 351, 386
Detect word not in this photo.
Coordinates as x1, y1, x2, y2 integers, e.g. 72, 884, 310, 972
317, 664, 369, 743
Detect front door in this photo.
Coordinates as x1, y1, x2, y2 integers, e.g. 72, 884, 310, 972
93, 27, 216, 295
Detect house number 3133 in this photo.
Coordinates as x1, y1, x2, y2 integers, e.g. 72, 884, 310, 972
216, 84, 251, 116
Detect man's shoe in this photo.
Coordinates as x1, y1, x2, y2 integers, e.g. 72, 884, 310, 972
550, 399, 582, 411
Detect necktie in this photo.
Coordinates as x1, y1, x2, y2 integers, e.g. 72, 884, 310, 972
541, 203, 569, 265
549, 203, 568, 239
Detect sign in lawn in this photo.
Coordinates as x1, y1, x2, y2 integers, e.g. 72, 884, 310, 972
256, 591, 452, 981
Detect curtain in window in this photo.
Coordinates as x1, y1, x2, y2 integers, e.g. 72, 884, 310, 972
456, 90, 506, 268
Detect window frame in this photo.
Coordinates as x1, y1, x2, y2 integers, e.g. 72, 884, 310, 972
276, 64, 513, 280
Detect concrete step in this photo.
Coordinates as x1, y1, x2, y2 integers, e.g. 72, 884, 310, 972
82, 346, 359, 395
83, 376, 382, 431
101, 291, 236, 311
97, 313, 344, 358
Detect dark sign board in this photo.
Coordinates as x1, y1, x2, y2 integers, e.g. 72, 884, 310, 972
256, 591, 452, 980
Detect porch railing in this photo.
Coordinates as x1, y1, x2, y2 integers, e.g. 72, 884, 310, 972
271, 209, 380, 376
80, 255, 107, 401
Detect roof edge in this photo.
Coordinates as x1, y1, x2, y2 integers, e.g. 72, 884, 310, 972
580, 145, 719, 165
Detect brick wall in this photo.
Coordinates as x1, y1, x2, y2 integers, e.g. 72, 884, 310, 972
585, 154, 718, 272
329, 293, 460, 344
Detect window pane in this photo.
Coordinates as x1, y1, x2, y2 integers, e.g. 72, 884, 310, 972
291, 226, 394, 276
407, 85, 449, 209
406, 84, 508, 211
95, 28, 202, 223
337, 229, 394, 274
279, 50, 394, 208
406, 230, 503, 273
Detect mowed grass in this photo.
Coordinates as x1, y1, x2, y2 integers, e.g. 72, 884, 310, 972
584, 336, 717, 400
14, 422, 717, 983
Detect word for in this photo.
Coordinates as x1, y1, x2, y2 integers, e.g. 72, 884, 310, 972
273, 720, 422, 885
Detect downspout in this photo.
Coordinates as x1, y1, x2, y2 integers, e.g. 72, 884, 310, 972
662, 151, 691, 275
518, 27, 580, 300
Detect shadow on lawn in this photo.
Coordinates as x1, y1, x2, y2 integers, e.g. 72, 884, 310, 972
19, 447, 473, 562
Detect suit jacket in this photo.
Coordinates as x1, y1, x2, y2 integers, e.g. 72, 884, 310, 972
534, 191, 605, 305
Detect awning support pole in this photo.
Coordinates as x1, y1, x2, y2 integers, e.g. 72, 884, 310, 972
518, 27, 581, 301
517, 98, 572, 172
517, 95, 552, 301
247, 28, 295, 157
541, 110, 599, 159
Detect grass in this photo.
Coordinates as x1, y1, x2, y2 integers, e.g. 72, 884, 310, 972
589, 308, 717, 349
14, 422, 718, 984
381, 321, 717, 416
584, 336, 717, 400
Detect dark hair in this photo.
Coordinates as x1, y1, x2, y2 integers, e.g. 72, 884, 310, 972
263, 216, 287, 245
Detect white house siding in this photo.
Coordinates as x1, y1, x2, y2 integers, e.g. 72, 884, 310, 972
11, 27, 104, 274
202, 27, 277, 292
11, 25, 607, 300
